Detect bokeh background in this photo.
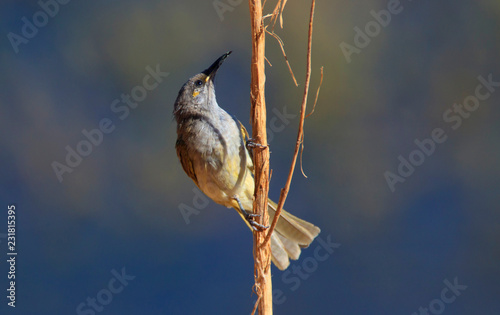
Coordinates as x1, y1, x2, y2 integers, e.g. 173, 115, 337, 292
1, 0, 500, 314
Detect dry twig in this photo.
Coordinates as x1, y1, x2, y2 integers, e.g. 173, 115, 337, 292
266, 29, 298, 86
248, 0, 272, 314
300, 66, 324, 177
249, 1, 321, 314
263, 0, 317, 247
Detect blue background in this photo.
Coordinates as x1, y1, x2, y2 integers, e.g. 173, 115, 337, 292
1, 0, 499, 314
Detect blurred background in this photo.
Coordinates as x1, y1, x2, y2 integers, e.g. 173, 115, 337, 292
1, 0, 499, 314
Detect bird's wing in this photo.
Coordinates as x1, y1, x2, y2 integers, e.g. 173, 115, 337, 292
175, 138, 198, 185
236, 120, 254, 173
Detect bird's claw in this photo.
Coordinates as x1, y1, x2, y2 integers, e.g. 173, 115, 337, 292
246, 138, 268, 150
233, 195, 269, 231
248, 219, 269, 231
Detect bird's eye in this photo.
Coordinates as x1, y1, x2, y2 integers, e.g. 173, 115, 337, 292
195, 80, 203, 86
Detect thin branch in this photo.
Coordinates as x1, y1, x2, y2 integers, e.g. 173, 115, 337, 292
264, 56, 272, 67
279, 0, 288, 28
299, 134, 307, 178
267, 0, 288, 31
266, 29, 298, 86
264, 0, 316, 246
300, 66, 324, 177
265, 0, 298, 86
251, 296, 261, 315
306, 66, 323, 119
268, 0, 281, 31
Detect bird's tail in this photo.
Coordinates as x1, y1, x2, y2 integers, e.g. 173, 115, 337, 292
267, 199, 321, 270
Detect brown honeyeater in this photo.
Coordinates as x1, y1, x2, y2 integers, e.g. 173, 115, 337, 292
173, 51, 320, 270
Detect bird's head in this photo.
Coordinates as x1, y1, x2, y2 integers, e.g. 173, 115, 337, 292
174, 51, 232, 115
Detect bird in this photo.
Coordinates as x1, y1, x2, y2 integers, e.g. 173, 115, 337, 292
173, 51, 320, 270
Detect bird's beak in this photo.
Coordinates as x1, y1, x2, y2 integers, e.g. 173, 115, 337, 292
202, 51, 232, 82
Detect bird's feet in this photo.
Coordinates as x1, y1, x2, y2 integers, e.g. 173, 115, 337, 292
233, 195, 269, 231
246, 213, 268, 231
246, 138, 268, 150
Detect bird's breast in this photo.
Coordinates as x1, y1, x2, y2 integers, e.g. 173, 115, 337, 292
179, 116, 250, 206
